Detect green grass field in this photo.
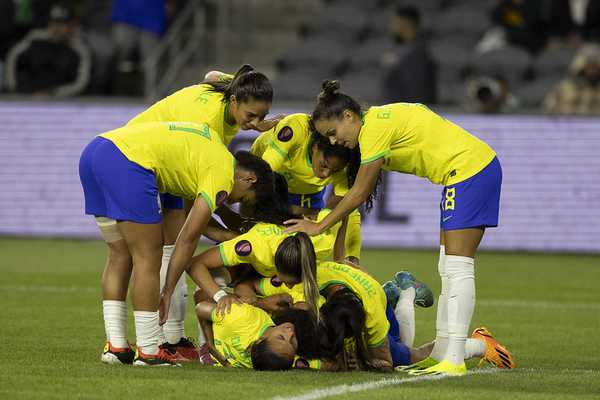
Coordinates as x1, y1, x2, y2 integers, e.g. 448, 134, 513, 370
1, 238, 599, 399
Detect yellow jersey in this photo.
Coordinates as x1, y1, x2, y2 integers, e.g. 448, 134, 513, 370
317, 262, 389, 347
211, 303, 274, 368
257, 276, 326, 307
128, 82, 240, 145
219, 209, 341, 277
251, 113, 348, 195
100, 121, 234, 211
359, 103, 496, 186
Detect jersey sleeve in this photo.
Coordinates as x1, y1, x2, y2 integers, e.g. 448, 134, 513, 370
196, 151, 235, 212
260, 117, 306, 172
331, 170, 349, 196
218, 230, 260, 267
359, 110, 395, 164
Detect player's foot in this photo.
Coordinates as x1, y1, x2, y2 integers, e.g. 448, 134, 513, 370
133, 347, 181, 366
394, 271, 434, 308
395, 356, 437, 371
383, 280, 400, 309
409, 359, 467, 376
471, 327, 515, 369
172, 337, 200, 362
198, 343, 215, 365
101, 341, 135, 365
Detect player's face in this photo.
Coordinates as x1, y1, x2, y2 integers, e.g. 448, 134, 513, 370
229, 96, 271, 130
229, 168, 257, 205
314, 111, 361, 149
263, 322, 298, 358
311, 145, 346, 179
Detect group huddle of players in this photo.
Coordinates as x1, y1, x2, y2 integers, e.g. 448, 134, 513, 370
79, 65, 515, 373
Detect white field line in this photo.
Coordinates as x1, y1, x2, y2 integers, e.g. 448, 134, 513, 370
271, 369, 504, 400
2, 285, 97, 293
478, 299, 600, 310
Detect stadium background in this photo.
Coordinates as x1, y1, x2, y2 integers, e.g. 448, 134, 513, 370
0, 1, 599, 399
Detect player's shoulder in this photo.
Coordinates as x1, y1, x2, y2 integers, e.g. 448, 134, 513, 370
274, 113, 311, 141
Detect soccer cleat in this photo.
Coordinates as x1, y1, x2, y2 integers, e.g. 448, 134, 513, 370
409, 359, 467, 376
471, 327, 515, 369
394, 271, 434, 308
198, 343, 215, 365
133, 347, 181, 366
383, 280, 400, 309
101, 341, 135, 365
173, 337, 200, 362
395, 356, 438, 372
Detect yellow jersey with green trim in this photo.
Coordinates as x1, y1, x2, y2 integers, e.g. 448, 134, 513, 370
219, 209, 341, 277
100, 121, 234, 211
212, 303, 274, 368
250, 113, 348, 195
257, 276, 326, 307
128, 81, 240, 145
317, 262, 389, 347
358, 103, 496, 186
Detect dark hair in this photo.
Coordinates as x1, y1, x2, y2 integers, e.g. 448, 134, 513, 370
250, 337, 294, 371
312, 80, 361, 122
319, 288, 370, 369
311, 81, 382, 213
395, 6, 420, 26
272, 307, 320, 359
234, 151, 293, 225
274, 233, 320, 322
205, 64, 273, 103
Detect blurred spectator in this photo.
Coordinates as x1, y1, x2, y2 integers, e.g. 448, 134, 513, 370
5, 4, 91, 97
111, 0, 166, 95
381, 6, 436, 103
477, 0, 548, 54
544, 43, 600, 115
464, 75, 518, 113
546, 0, 600, 47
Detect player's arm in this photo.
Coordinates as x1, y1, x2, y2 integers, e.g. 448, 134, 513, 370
195, 301, 230, 366
367, 342, 393, 372
252, 294, 293, 313
285, 159, 384, 235
333, 215, 348, 263
234, 279, 259, 303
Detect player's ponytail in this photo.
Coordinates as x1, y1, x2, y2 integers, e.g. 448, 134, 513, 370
207, 64, 273, 104
275, 233, 320, 322
312, 80, 361, 122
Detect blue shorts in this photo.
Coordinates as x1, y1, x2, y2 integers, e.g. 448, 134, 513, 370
79, 136, 162, 224
386, 303, 411, 367
288, 190, 325, 209
160, 193, 183, 210
440, 157, 502, 231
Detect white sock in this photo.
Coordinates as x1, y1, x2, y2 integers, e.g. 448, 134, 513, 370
429, 245, 447, 361
134, 310, 160, 355
464, 338, 486, 359
395, 287, 416, 347
445, 255, 475, 365
103, 300, 128, 348
159, 245, 186, 345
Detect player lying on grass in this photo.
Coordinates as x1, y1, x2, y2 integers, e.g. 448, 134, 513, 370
126, 65, 280, 360
251, 113, 371, 264
79, 121, 282, 366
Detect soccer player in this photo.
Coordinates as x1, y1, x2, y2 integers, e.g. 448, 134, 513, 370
285, 80, 503, 376
126, 64, 281, 359
79, 121, 279, 366
250, 114, 367, 263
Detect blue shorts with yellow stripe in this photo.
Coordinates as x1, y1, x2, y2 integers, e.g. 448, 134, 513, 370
288, 190, 326, 209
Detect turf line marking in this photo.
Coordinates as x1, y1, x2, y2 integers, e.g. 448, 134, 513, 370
3, 285, 97, 294
271, 369, 503, 400
479, 299, 600, 310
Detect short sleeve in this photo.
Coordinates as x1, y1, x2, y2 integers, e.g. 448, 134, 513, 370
359, 110, 395, 164
196, 159, 234, 212
260, 116, 307, 171
219, 231, 259, 267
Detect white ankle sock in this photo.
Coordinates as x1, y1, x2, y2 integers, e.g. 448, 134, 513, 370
134, 310, 160, 355
103, 300, 128, 348
395, 287, 416, 347
445, 255, 475, 365
465, 338, 486, 359
159, 245, 186, 345
429, 245, 447, 361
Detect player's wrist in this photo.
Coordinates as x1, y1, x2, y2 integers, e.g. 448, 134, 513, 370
213, 289, 228, 303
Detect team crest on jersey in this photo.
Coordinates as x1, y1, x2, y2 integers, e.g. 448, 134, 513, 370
234, 240, 252, 256
216, 190, 228, 207
277, 126, 293, 142
270, 276, 283, 287
294, 358, 309, 369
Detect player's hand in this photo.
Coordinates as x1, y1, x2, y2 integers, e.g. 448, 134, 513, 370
158, 292, 172, 325
283, 218, 322, 235
216, 294, 242, 317
255, 114, 285, 132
